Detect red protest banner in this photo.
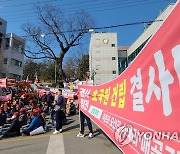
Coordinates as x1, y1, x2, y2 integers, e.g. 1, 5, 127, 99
0, 94, 12, 102
78, 1, 180, 153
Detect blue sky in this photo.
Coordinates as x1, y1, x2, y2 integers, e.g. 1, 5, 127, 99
0, 0, 177, 47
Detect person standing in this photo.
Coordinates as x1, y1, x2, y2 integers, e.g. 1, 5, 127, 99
77, 75, 94, 138
50, 92, 58, 125
77, 111, 93, 138
41, 92, 47, 104
53, 89, 65, 134
47, 91, 53, 109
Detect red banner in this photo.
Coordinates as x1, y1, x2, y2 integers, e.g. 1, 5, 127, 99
0, 78, 16, 88
78, 2, 180, 153
0, 94, 12, 102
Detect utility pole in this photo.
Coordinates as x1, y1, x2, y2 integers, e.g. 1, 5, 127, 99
55, 60, 57, 84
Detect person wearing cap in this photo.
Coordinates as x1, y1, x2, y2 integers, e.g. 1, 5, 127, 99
36, 108, 46, 128
22, 109, 41, 136
19, 108, 28, 127
1, 112, 21, 138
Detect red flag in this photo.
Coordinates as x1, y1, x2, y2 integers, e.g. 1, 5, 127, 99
26, 76, 30, 83
34, 75, 39, 84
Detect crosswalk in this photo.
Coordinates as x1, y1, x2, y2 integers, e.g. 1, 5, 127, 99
46, 134, 65, 154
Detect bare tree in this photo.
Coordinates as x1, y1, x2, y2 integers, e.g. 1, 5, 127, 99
22, 4, 95, 82
64, 47, 87, 81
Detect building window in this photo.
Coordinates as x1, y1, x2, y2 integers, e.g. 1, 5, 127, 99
11, 59, 22, 67
3, 58, 8, 64
10, 73, 21, 81
112, 44, 115, 47
0, 33, 2, 47
112, 57, 116, 60
112, 70, 116, 74
12, 38, 24, 53
96, 51, 100, 53
5, 38, 10, 48
0, 21, 2, 25
0, 73, 6, 78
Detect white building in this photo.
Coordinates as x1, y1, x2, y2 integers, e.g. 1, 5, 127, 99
89, 32, 119, 85
0, 17, 25, 81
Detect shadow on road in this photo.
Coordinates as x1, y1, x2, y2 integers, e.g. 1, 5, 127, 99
63, 124, 80, 132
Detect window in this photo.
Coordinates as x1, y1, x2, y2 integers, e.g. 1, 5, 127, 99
0, 33, 2, 47
5, 38, 10, 48
3, 58, 8, 64
112, 70, 116, 74
112, 57, 116, 60
12, 38, 24, 53
96, 51, 100, 53
10, 73, 21, 81
0, 73, 6, 78
0, 21, 2, 25
112, 44, 115, 47
11, 59, 22, 67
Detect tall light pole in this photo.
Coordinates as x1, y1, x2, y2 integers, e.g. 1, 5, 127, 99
91, 70, 96, 85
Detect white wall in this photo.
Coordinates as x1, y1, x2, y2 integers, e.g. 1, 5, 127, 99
89, 32, 118, 85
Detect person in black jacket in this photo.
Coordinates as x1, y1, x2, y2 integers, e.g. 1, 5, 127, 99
19, 108, 28, 127
41, 92, 47, 103
2, 112, 21, 138
47, 91, 53, 108
0, 108, 7, 126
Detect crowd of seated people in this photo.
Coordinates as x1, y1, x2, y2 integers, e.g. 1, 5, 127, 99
0, 91, 77, 140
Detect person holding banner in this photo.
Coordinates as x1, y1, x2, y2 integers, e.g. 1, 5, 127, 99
77, 75, 94, 138
77, 111, 94, 138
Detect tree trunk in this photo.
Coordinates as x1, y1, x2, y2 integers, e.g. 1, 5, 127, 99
54, 60, 57, 83
57, 51, 66, 82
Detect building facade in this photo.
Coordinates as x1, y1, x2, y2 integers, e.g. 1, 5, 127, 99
89, 4, 174, 85
0, 17, 25, 81
118, 46, 129, 74
89, 32, 119, 85
127, 4, 174, 65
0, 17, 7, 76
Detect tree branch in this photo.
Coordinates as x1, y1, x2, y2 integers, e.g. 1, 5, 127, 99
38, 11, 65, 51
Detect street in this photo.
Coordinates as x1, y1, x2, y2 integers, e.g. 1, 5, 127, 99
0, 114, 122, 154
